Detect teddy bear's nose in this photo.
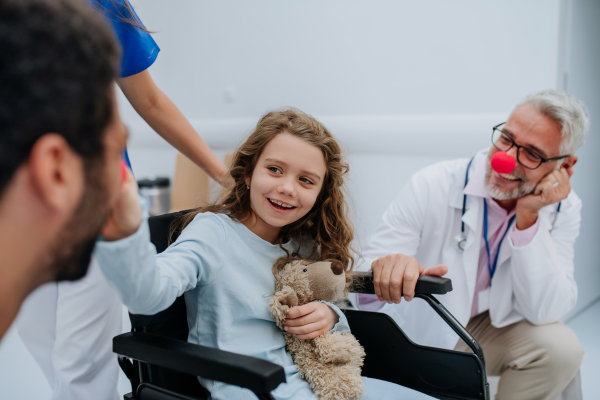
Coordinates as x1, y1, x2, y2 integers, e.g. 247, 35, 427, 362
330, 260, 344, 275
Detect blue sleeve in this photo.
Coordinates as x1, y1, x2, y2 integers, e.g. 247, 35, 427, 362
122, 148, 133, 171
317, 300, 351, 333
90, 0, 160, 77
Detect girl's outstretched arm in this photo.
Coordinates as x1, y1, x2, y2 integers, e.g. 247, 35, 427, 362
95, 169, 226, 315
117, 71, 234, 188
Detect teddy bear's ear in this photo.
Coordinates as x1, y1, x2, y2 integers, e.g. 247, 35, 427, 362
330, 260, 344, 275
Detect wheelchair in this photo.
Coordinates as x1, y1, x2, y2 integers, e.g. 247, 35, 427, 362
114, 211, 490, 400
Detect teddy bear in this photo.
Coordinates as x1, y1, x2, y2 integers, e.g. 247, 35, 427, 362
269, 259, 366, 400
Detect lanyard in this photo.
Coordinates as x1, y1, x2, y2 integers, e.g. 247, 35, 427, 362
483, 199, 515, 284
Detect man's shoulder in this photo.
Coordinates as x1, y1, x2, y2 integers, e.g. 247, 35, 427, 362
410, 157, 472, 193
415, 157, 471, 178
538, 187, 581, 217
557, 188, 582, 213
566, 188, 582, 205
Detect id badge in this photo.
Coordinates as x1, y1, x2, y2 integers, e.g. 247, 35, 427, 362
478, 287, 490, 314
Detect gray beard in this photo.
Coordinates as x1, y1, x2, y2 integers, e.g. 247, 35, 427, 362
483, 154, 536, 201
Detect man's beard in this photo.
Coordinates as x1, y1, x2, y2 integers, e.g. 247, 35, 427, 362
50, 159, 112, 282
484, 152, 536, 201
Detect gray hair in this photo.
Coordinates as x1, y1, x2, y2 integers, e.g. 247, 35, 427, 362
512, 90, 589, 155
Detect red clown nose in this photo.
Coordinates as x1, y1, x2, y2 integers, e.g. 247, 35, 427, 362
490, 151, 516, 174
120, 159, 129, 185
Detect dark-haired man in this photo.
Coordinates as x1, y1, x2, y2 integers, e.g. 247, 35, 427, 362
0, 0, 129, 340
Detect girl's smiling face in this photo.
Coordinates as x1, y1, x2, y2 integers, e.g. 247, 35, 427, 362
244, 132, 326, 244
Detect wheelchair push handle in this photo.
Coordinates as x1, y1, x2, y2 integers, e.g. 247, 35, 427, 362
350, 271, 453, 295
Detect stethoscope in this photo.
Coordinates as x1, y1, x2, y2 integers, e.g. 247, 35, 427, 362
455, 157, 562, 252
455, 157, 474, 251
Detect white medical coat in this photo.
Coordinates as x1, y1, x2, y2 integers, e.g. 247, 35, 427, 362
358, 149, 581, 350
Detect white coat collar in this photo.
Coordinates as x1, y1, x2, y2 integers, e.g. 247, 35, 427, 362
448, 149, 489, 210
448, 149, 489, 296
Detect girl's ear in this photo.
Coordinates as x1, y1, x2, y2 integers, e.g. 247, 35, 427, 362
244, 175, 251, 187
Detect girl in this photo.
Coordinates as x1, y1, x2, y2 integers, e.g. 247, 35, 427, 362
96, 108, 434, 400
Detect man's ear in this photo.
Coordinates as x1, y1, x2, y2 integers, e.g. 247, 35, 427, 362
561, 156, 578, 178
28, 133, 84, 212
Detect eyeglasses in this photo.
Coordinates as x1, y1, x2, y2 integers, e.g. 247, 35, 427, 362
491, 122, 570, 170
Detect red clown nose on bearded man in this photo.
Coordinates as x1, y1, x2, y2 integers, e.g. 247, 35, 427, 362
490, 151, 516, 174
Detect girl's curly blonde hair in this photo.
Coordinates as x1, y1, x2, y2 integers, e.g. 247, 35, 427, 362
175, 107, 355, 288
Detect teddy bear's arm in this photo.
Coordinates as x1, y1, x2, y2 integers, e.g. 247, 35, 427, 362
279, 287, 299, 307
269, 285, 299, 329
312, 332, 366, 365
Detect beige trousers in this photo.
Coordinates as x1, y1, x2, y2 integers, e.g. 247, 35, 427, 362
454, 312, 583, 400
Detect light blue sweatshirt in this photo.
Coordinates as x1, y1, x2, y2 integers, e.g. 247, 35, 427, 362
94, 211, 350, 400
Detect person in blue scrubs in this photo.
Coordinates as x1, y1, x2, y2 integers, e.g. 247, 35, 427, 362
95, 0, 232, 184
16, 2, 230, 399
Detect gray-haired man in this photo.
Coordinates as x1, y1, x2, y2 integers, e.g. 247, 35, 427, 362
358, 90, 588, 399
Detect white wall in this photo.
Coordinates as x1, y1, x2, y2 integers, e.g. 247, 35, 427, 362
124, 0, 560, 123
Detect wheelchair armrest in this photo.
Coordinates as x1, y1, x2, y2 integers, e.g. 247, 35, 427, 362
113, 332, 285, 395
349, 272, 485, 370
350, 271, 453, 295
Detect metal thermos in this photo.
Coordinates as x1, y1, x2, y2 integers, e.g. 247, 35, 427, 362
138, 177, 171, 216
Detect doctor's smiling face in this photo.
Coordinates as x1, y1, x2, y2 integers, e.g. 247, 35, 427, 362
484, 103, 572, 201
244, 132, 326, 244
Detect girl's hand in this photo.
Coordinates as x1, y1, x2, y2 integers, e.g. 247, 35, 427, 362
101, 166, 142, 241
284, 302, 339, 340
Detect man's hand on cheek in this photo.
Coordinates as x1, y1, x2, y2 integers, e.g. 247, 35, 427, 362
101, 168, 142, 241
283, 302, 339, 340
516, 166, 572, 230
371, 254, 448, 304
